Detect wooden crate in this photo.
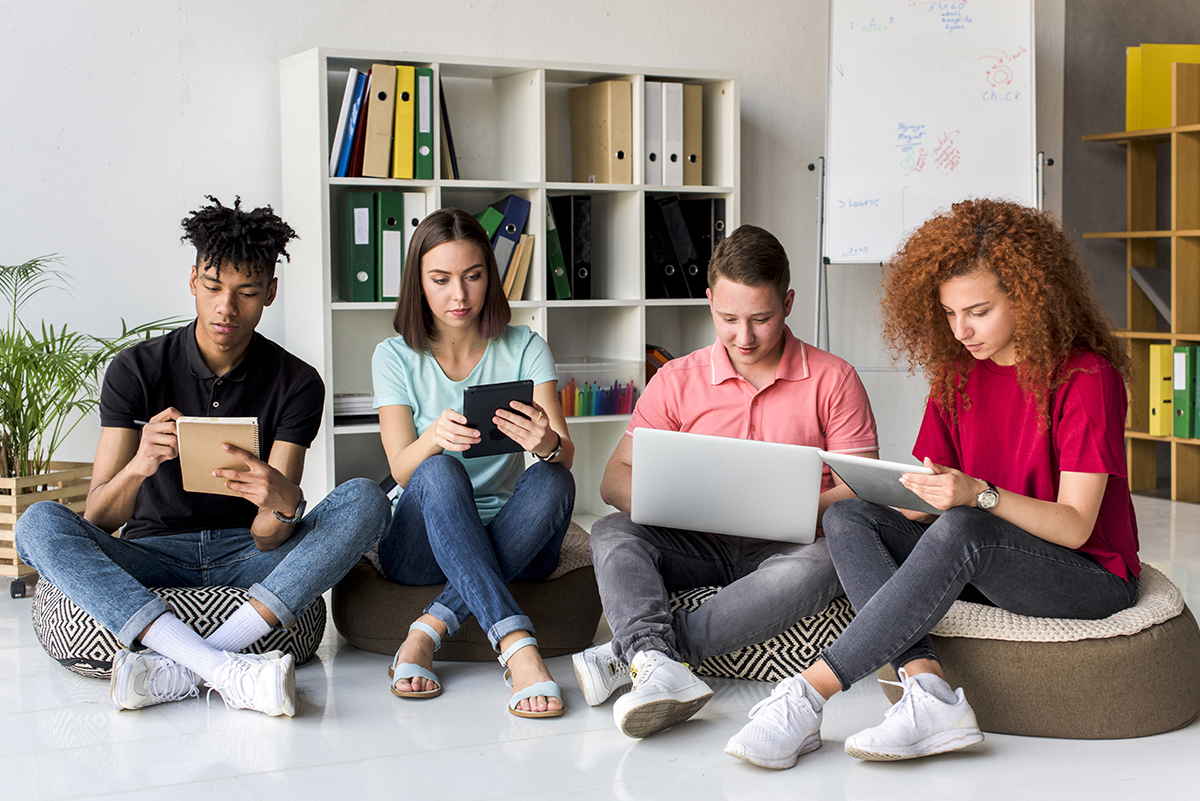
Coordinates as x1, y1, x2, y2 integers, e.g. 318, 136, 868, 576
0, 461, 92, 579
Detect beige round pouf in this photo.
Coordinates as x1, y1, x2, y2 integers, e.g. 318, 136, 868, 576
876, 565, 1200, 738
331, 522, 602, 661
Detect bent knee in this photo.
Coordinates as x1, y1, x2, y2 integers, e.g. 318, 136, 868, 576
822, 497, 879, 536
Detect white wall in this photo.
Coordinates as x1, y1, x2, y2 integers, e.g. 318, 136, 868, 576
0, 0, 1064, 464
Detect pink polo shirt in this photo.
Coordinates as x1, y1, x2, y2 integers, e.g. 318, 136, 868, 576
627, 327, 878, 492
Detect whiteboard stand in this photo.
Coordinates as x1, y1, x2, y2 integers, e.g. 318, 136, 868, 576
810, 157, 830, 349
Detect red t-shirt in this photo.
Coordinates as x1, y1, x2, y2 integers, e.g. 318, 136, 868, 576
913, 352, 1140, 579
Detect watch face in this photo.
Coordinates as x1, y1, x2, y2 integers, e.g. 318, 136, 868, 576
978, 488, 999, 511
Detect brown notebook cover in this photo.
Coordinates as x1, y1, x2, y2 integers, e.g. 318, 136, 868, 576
176, 416, 260, 496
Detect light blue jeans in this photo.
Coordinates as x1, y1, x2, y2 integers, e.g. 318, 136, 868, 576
590, 512, 845, 665
378, 455, 575, 651
16, 478, 390, 647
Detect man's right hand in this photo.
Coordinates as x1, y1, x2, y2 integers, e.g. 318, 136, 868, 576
130, 407, 183, 477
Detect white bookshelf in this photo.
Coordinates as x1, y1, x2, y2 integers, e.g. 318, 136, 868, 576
279, 47, 740, 520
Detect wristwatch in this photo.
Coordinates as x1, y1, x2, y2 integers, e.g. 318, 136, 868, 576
273, 495, 307, 524
976, 481, 1000, 512
536, 432, 563, 463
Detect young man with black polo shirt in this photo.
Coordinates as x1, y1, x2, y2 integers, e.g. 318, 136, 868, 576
16, 197, 390, 717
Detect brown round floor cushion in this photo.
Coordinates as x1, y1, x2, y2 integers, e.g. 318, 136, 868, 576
876, 564, 1200, 739
32, 580, 327, 679
332, 522, 602, 661
669, 589, 856, 682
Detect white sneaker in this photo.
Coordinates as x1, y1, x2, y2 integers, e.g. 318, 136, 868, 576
844, 669, 983, 761
612, 650, 713, 738
206, 650, 296, 717
109, 649, 199, 711
724, 676, 822, 770
573, 644, 631, 706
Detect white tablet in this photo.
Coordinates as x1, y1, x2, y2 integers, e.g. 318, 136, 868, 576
818, 451, 941, 515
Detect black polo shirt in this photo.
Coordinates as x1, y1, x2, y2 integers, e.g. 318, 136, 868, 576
99, 320, 325, 539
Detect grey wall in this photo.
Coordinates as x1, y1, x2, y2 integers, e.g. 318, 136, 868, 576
1062, 0, 1200, 326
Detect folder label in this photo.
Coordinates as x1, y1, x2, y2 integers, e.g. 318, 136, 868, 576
355, 207, 370, 245
418, 75, 432, 133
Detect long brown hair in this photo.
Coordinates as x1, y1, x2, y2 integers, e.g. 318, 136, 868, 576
880, 198, 1128, 426
392, 207, 511, 353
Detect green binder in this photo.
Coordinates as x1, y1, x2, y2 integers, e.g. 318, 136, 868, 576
1176, 345, 1198, 439
475, 206, 504, 240
337, 192, 376, 302
546, 201, 572, 300
376, 192, 406, 302
414, 67, 435, 180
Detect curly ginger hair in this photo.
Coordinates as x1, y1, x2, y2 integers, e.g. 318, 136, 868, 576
880, 198, 1128, 427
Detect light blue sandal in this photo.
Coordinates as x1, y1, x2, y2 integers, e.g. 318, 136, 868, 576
390, 621, 443, 699
498, 636, 564, 718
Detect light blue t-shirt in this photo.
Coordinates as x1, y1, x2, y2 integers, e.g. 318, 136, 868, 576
372, 325, 558, 524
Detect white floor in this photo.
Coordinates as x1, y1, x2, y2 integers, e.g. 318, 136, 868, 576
3, 494, 1199, 801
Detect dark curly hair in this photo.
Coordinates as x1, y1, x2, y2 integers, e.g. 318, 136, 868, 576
180, 195, 298, 277
880, 198, 1128, 428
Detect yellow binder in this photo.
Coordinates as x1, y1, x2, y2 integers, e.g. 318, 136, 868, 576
1149, 343, 1173, 437
392, 65, 416, 180
1135, 44, 1200, 130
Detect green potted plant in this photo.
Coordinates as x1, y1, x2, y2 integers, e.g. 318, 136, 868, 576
1, 255, 181, 592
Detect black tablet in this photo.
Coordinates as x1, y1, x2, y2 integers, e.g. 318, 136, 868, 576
462, 379, 534, 458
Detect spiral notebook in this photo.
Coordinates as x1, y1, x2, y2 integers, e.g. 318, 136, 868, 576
176, 416, 260, 496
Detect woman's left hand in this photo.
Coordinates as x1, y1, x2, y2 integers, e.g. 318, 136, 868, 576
899, 458, 986, 511
495, 400, 556, 457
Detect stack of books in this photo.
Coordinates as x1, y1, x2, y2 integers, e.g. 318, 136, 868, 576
333, 393, 377, 425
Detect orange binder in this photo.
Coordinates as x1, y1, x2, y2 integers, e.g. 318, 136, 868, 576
568, 80, 632, 184
362, 63, 397, 178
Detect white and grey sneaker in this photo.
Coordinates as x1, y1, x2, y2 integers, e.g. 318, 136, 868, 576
206, 650, 296, 717
725, 676, 823, 770
844, 669, 983, 761
109, 649, 199, 711
573, 644, 631, 706
612, 650, 713, 738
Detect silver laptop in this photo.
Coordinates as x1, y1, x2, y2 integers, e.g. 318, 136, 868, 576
631, 428, 825, 544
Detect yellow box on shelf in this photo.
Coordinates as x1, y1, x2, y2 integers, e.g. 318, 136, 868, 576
1127, 44, 1200, 130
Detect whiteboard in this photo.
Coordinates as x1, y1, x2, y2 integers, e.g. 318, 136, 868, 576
824, 0, 1036, 263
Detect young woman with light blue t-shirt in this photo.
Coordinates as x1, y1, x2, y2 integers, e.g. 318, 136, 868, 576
372, 208, 575, 718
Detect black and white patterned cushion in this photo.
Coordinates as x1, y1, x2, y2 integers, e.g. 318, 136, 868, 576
668, 588, 855, 682
31, 581, 327, 679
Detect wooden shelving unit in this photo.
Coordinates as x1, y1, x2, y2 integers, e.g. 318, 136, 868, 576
278, 48, 740, 519
1082, 62, 1200, 501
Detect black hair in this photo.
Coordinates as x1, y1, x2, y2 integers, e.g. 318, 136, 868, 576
180, 195, 298, 277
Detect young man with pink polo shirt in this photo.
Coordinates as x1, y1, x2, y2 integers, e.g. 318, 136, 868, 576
574, 224, 879, 739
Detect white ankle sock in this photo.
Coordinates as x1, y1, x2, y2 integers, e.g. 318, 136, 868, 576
205, 602, 273, 653
140, 614, 228, 684
911, 672, 958, 705
798, 675, 827, 713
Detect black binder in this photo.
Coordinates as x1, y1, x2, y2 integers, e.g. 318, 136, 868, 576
658, 196, 705, 298
679, 197, 726, 275
550, 195, 592, 300
645, 197, 690, 299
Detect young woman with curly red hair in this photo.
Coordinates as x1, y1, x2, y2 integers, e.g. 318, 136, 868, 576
725, 198, 1140, 770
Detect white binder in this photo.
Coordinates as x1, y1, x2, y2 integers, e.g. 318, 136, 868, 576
644, 81, 662, 186
662, 82, 684, 186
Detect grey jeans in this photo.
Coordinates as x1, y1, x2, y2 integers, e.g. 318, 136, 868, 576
820, 499, 1139, 690
590, 512, 844, 665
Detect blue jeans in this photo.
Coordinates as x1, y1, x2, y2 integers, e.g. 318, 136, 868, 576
590, 513, 845, 665
820, 499, 1139, 690
16, 478, 390, 647
377, 455, 575, 651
